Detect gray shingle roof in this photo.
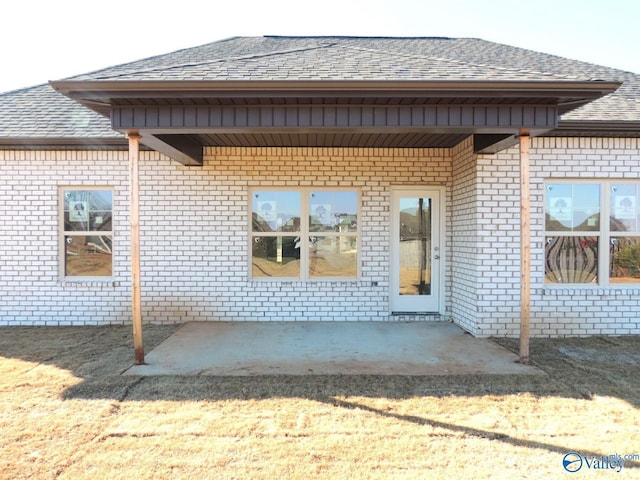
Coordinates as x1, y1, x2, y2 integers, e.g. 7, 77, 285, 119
0, 84, 119, 140
68, 37, 594, 82
1, 36, 639, 142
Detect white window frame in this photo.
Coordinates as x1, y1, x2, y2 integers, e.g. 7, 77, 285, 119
59, 186, 114, 279
249, 187, 361, 281
544, 180, 640, 287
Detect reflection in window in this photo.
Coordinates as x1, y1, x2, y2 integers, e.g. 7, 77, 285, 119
309, 236, 357, 277
252, 236, 301, 278
610, 237, 640, 283
399, 197, 432, 295
250, 188, 359, 280
545, 181, 640, 286
545, 236, 598, 284
252, 191, 301, 233
545, 183, 600, 231
309, 191, 358, 232
65, 235, 113, 277
62, 189, 113, 277
611, 184, 639, 232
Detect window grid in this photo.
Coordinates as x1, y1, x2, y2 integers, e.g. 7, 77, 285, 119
250, 188, 360, 281
544, 180, 640, 287
60, 187, 113, 278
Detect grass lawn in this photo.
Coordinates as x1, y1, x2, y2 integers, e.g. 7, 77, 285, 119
0, 325, 638, 479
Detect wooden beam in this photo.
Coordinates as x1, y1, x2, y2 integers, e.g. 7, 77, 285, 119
519, 131, 531, 364
473, 134, 518, 154
139, 133, 203, 167
128, 130, 144, 365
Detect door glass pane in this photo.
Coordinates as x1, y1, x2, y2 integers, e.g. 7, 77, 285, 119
399, 197, 431, 295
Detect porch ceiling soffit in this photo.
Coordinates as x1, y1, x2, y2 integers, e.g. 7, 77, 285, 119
50, 80, 621, 166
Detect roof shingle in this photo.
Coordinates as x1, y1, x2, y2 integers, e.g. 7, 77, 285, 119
0, 84, 118, 140
68, 38, 593, 82
1, 36, 639, 141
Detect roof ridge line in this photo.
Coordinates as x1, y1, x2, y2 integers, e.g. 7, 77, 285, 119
80, 42, 338, 82
340, 44, 585, 82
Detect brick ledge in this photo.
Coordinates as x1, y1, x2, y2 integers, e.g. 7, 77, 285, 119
542, 287, 640, 296
57, 279, 118, 288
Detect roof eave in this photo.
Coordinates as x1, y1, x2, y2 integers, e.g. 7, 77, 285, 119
0, 137, 129, 149
555, 119, 640, 134
50, 79, 622, 100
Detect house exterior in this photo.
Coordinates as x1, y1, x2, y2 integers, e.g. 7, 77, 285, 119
1, 36, 639, 339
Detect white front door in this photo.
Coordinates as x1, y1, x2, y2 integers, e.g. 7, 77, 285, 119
390, 188, 443, 313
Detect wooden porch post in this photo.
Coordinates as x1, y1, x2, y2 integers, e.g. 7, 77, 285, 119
128, 130, 144, 365
519, 131, 531, 364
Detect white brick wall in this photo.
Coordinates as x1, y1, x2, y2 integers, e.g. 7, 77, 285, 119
0, 147, 452, 326
140, 146, 452, 323
0, 150, 131, 325
451, 138, 481, 334
1, 138, 639, 336
473, 137, 640, 337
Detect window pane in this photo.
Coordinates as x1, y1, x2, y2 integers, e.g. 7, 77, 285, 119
64, 190, 90, 231
65, 235, 112, 276
398, 197, 432, 295
309, 236, 357, 277
64, 190, 112, 232
90, 211, 112, 232
252, 236, 300, 278
545, 184, 599, 231
252, 191, 300, 233
89, 190, 112, 211
611, 184, 639, 232
545, 236, 598, 284
89, 190, 113, 232
610, 237, 640, 283
309, 191, 358, 232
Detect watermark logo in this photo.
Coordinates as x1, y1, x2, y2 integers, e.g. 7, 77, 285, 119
563, 452, 583, 472
563, 452, 639, 473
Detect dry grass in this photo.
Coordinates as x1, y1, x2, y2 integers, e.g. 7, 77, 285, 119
0, 325, 639, 479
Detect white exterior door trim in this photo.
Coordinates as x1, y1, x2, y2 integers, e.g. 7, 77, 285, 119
390, 186, 445, 314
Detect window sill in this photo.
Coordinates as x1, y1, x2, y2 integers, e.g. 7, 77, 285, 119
57, 279, 118, 288
250, 278, 360, 284
543, 286, 640, 296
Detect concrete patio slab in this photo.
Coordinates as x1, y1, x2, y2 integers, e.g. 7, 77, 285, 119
124, 321, 542, 376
